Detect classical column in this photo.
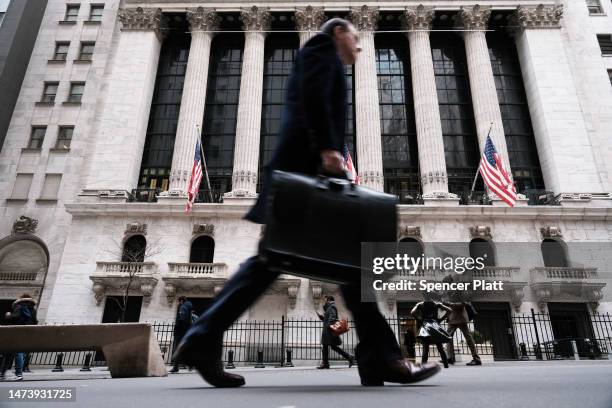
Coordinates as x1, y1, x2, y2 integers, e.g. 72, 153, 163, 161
165, 8, 219, 197
511, 5, 607, 205
295, 6, 325, 47
349, 6, 384, 192
457, 5, 511, 173
83, 7, 166, 195
224, 6, 271, 198
402, 6, 455, 200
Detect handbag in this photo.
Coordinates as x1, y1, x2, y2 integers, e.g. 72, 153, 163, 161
329, 319, 350, 336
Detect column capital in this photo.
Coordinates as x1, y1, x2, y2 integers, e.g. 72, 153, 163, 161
295, 6, 325, 32
511, 4, 563, 30
118, 7, 166, 38
187, 7, 220, 33
349, 5, 379, 32
456, 4, 491, 31
240, 6, 271, 32
401, 5, 435, 31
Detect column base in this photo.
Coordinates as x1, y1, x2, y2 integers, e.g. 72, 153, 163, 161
422, 192, 460, 207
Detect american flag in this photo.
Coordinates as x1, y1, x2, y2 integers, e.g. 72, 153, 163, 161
185, 139, 203, 214
343, 144, 359, 184
479, 136, 517, 207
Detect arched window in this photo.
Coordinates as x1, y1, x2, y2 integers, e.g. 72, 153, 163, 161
469, 238, 496, 267
190, 235, 215, 263
399, 237, 424, 260
122, 235, 146, 263
541, 238, 568, 267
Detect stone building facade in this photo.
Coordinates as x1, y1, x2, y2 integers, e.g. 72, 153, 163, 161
1, 0, 611, 358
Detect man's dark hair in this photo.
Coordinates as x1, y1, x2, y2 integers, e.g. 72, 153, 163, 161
178, 296, 186, 302
320, 18, 351, 37
326, 295, 335, 302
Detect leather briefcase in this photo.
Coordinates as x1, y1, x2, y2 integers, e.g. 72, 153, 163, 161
259, 170, 397, 285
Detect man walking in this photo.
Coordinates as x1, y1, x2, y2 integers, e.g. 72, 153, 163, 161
170, 296, 193, 373
317, 296, 354, 369
174, 18, 440, 388
1, 294, 38, 381
444, 300, 481, 366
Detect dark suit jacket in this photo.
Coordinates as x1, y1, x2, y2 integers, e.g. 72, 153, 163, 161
244, 33, 347, 224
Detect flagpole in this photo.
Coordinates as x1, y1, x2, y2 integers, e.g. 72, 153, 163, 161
469, 122, 494, 201
195, 124, 213, 203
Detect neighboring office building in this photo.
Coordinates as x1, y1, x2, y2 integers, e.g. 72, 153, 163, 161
0, 0, 48, 151
0, 0, 611, 362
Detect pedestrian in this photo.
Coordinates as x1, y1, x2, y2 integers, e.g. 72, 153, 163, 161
411, 297, 452, 368
169, 296, 193, 373
0, 293, 38, 381
173, 18, 440, 387
316, 296, 354, 369
444, 295, 482, 366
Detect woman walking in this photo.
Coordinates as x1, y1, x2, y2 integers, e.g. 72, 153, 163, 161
317, 296, 354, 369
411, 297, 452, 369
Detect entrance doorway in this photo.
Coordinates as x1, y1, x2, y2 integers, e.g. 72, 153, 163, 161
548, 302, 594, 357
472, 302, 517, 360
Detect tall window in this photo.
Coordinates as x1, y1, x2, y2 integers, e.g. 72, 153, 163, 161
190, 236, 215, 263
53, 42, 69, 61
587, 0, 604, 14
89, 4, 104, 22
64, 4, 79, 22
597, 34, 612, 55
488, 31, 544, 192
28, 127, 46, 149
431, 33, 481, 195
78, 42, 95, 61
68, 82, 85, 103
201, 34, 244, 201
138, 26, 190, 192
56, 126, 73, 149
376, 34, 420, 202
258, 33, 299, 189
41, 82, 59, 103
122, 235, 146, 263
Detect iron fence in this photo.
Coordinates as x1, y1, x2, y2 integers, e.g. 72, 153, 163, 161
14, 311, 612, 368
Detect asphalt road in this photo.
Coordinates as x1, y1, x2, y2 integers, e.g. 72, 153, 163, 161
1, 361, 611, 408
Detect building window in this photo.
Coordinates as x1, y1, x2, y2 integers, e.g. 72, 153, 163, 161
53, 42, 70, 61
597, 34, 612, 55
28, 127, 46, 149
122, 235, 146, 263
11, 174, 33, 200
190, 236, 215, 263
64, 4, 80, 22
201, 33, 245, 201
587, 0, 604, 14
89, 4, 103, 22
39, 174, 62, 200
78, 42, 95, 61
138, 19, 190, 193
488, 31, 545, 192
56, 126, 73, 149
41, 82, 59, 103
258, 33, 299, 190
376, 33, 420, 203
608, 70, 612, 85
431, 32, 481, 196
541, 239, 569, 267
68, 82, 84, 103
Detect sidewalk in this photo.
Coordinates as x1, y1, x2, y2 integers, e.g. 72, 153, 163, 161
8, 359, 612, 382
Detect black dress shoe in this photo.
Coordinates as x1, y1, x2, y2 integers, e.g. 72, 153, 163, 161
348, 356, 355, 368
317, 363, 330, 369
169, 367, 179, 373
173, 337, 245, 388
466, 360, 482, 366
359, 359, 441, 386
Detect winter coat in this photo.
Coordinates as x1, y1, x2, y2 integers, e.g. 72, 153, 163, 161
445, 302, 470, 326
174, 300, 193, 334
5, 297, 38, 325
319, 301, 341, 346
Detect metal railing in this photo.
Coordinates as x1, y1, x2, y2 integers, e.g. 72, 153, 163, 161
0, 272, 39, 281
16, 311, 612, 367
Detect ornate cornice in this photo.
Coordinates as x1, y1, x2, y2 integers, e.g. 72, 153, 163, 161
511, 4, 563, 30
187, 7, 220, 32
457, 4, 491, 31
118, 7, 165, 33
401, 5, 435, 31
240, 6, 271, 32
295, 6, 325, 32
349, 5, 379, 32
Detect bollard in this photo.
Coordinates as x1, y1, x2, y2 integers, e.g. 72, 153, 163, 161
225, 350, 235, 369
80, 353, 92, 372
254, 349, 265, 368
519, 343, 529, 360
285, 349, 294, 367
52, 353, 64, 372
571, 340, 580, 361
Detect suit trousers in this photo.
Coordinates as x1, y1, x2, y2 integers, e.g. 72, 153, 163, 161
446, 323, 481, 362
184, 256, 402, 368
321, 344, 351, 365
